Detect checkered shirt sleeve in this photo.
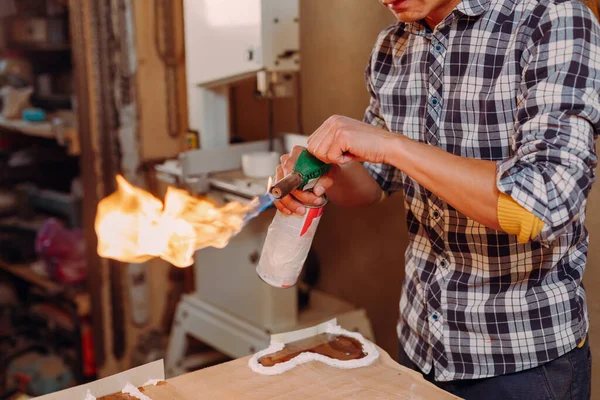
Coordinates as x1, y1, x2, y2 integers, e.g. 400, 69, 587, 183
496, 0, 600, 243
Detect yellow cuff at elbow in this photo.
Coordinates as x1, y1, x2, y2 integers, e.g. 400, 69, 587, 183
497, 193, 545, 243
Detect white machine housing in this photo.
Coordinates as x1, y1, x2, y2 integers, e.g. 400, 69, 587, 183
183, 0, 300, 147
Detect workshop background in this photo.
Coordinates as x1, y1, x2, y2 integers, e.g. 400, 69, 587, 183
0, 0, 599, 398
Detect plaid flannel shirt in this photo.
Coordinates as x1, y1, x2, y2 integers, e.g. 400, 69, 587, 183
362, 0, 600, 381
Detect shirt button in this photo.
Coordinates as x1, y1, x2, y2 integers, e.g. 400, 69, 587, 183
430, 97, 439, 107
431, 312, 440, 321
432, 210, 441, 219
439, 258, 448, 268
434, 43, 444, 53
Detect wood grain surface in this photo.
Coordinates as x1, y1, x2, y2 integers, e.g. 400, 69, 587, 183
139, 347, 461, 399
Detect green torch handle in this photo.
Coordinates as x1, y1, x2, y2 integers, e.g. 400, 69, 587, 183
270, 150, 331, 199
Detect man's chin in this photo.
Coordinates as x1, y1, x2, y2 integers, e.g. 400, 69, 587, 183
393, 11, 425, 23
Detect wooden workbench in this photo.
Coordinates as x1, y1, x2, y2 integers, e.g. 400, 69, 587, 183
141, 347, 461, 399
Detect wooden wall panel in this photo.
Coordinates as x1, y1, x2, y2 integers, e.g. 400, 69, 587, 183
230, 77, 298, 142
133, 0, 185, 160
299, 0, 401, 355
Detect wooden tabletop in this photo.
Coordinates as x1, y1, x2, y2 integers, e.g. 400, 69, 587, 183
141, 346, 461, 399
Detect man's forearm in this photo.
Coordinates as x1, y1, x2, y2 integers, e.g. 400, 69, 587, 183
325, 161, 383, 207
384, 135, 502, 230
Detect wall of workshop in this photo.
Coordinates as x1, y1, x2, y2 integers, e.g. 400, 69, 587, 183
134, 0, 187, 161
298, 1, 402, 356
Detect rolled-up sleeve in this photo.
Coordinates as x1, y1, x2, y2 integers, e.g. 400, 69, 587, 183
496, 1, 600, 243
362, 37, 404, 196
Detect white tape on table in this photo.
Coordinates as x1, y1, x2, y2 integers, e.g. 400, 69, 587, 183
242, 151, 280, 178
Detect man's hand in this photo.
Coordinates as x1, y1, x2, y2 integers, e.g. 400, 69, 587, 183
273, 116, 391, 216
306, 115, 395, 165
273, 146, 340, 216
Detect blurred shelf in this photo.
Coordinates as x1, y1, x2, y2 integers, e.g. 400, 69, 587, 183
0, 258, 57, 291
0, 116, 55, 138
0, 215, 48, 232
10, 42, 71, 52
0, 258, 90, 316
0, 110, 80, 155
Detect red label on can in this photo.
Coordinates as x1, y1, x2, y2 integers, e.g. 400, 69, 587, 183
300, 206, 324, 236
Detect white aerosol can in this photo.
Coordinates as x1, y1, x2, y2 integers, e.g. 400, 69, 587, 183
257, 196, 327, 288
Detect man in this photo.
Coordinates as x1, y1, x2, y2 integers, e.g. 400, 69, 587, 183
274, 0, 600, 398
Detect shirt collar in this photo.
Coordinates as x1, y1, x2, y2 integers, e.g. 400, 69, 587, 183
402, 20, 428, 36
401, 0, 491, 35
455, 0, 491, 17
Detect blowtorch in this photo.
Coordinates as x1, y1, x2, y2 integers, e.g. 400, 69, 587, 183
270, 149, 331, 199
243, 149, 331, 223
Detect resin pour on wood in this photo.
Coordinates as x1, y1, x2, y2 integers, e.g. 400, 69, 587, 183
248, 321, 380, 375
258, 333, 367, 367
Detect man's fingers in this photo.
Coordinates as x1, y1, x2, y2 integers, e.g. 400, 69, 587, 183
306, 121, 331, 159
313, 173, 335, 197
291, 145, 306, 157
275, 165, 284, 181
291, 189, 323, 206
279, 194, 306, 215
273, 145, 334, 214
281, 146, 306, 175
308, 117, 341, 164
274, 200, 293, 215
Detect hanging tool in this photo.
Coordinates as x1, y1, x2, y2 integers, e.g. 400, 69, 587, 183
243, 149, 330, 223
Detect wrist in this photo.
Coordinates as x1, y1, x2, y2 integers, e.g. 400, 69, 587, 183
381, 133, 407, 167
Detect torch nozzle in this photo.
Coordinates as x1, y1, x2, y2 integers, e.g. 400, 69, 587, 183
270, 171, 303, 199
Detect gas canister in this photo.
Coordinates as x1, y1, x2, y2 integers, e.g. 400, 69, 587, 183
256, 196, 327, 288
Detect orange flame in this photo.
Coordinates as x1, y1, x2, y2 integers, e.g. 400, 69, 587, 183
95, 175, 249, 268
